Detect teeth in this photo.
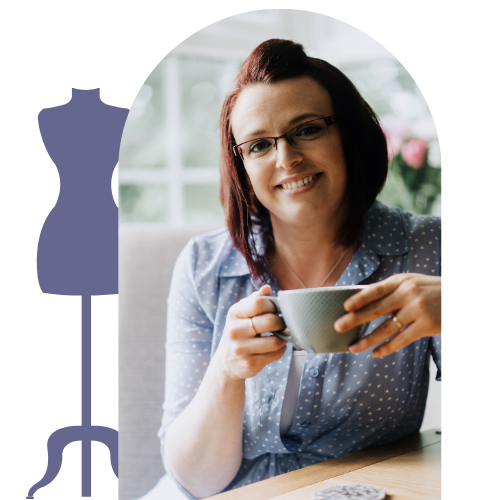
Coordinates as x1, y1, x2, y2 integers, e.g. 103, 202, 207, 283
281, 174, 317, 190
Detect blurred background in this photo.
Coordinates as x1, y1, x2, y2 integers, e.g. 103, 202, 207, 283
119, 9, 441, 225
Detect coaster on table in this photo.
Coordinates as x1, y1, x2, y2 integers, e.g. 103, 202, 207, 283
311, 483, 386, 500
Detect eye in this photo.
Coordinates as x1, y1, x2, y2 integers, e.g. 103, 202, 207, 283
248, 139, 272, 156
296, 124, 323, 137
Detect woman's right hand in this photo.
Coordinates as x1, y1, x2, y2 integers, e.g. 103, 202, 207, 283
165, 284, 286, 497
215, 284, 288, 381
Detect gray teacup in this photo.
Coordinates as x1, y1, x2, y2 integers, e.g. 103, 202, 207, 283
264, 286, 368, 353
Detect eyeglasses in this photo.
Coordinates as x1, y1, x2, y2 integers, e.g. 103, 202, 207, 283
233, 116, 336, 163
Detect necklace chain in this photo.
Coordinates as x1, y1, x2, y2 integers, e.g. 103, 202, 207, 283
276, 247, 349, 288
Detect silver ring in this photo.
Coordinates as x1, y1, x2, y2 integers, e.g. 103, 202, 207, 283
392, 315, 404, 329
249, 317, 258, 335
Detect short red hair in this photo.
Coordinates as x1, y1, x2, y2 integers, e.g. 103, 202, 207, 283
219, 39, 388, 283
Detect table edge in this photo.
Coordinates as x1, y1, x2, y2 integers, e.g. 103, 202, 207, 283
206, 429, 441, 500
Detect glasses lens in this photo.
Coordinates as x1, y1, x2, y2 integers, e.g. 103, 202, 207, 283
241, 139, 274, 160
288, 118, 328, 144
238, 118, 331, 163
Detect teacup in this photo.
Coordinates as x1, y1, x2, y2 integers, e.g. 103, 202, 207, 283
264, 286, 368, 353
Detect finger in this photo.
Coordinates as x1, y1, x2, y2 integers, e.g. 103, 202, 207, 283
230, 315, 287, 341
253, 344, 288, 364
372, 322, 423, 357
250, 312, 286, 334
253, 335, 288, 354
349, 314, 404, 354
335, 290, 405, 332
231, 285, 277, 319
334, 278, 414, 333
236, 335, 288, 356
343, 275, 405, 312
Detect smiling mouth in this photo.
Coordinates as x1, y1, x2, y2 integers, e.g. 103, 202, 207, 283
279, 173, 319, 190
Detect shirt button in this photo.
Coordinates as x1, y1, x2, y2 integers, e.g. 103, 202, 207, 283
301, 421, 311, 428
309, 368, 319, 377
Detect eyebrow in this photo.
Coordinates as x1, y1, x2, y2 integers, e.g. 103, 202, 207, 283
241, 113, 325, 141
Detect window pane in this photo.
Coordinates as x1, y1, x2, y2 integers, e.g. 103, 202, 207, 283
119, 184, 168, 222
179, 56, 238, 168
184, 184, 225, 224
119, 67, 166, 170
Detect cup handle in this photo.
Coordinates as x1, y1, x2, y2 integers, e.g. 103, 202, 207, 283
262, 296, 303, 351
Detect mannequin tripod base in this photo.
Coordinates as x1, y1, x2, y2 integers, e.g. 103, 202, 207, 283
26, 424, 118, 498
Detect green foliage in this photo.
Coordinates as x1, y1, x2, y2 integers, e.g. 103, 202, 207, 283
378, 146, 441, 215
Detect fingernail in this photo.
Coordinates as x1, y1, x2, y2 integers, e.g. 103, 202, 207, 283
334, 320, 346, 332
349, 343, 361, 353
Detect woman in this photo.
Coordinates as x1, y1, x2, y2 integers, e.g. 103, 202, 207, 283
159, 39, 441, 499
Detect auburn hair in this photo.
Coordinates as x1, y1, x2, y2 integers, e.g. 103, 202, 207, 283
219, 39, 388, 283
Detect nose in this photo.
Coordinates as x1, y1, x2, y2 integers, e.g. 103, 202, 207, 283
274, 136, 302, 170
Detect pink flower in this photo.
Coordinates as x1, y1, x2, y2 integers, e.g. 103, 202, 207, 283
401, 138, 428, 169
380, 116, 409, 159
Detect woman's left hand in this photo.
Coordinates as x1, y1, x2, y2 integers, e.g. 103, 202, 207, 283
333, 274, 441, 358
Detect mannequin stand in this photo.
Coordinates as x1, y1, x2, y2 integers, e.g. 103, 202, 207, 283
26, 295, 118, 498
29, 89, 126, 497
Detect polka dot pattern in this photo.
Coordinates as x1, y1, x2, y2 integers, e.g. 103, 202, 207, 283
158, 201, 441, 499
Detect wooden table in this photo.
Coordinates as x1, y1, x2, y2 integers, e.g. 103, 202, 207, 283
207, 429, 441, 500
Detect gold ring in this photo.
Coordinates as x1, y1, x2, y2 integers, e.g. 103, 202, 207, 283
392, 315, 404, 329
249, 317, 258, 335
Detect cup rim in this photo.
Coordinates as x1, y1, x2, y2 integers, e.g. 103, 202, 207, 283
277, 285, 367, 295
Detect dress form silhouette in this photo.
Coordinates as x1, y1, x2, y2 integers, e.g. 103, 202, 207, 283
28, 89, 128, 498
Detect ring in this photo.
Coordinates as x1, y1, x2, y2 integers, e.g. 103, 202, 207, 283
392, 315, 404, 329
249, 317, 258, 335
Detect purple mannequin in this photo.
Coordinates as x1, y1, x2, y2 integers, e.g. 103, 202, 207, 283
37, 87, 127, 295
27, 89, 128, 498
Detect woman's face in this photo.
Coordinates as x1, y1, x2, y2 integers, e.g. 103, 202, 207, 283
231, 76, 348, 230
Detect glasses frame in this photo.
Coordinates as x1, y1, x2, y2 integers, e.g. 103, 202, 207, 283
232, 115, 336, 160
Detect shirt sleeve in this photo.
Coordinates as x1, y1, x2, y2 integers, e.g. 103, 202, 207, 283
430, 335, 441, 381
430, 221, 443, 382
404, 212, 442, 381
157, 238, 215, 498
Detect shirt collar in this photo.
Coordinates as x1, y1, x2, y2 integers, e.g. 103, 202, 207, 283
218, 201, 409, 282
336, 201, 410, 286
362, 201, 409, 256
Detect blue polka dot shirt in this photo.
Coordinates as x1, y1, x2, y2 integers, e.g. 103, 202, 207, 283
158, 201, 441, 498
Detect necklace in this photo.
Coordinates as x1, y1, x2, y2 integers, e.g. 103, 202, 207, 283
276, 246, 349, 288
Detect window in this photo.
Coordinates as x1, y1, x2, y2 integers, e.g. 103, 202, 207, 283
120, 54, 237, 224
